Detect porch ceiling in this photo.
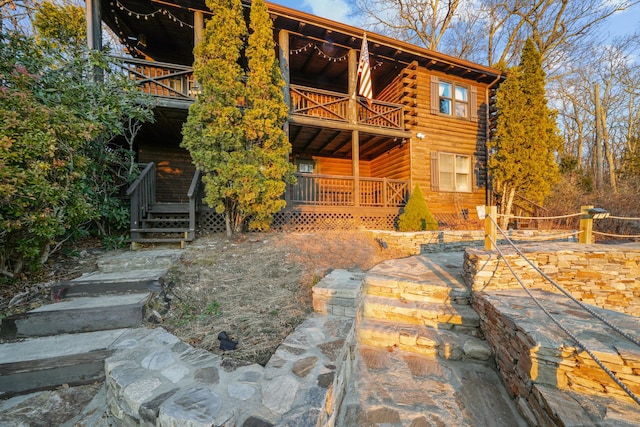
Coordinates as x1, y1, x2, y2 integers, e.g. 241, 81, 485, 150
289, 124, 404, 161
101, 0, 502, 92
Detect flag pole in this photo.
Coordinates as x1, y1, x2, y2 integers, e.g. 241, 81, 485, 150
357, 32, 373, 108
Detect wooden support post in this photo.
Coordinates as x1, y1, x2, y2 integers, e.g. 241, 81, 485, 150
86, 0, 102, 51
194, 11, 204, 46
484, 205, 497, 250
579, 205, 594, 244
349, 49, 360, 206
278, 30, 291, 110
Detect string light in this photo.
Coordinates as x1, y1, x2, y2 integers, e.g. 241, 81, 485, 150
111, 0, 194, 29
289, 42, 384, 66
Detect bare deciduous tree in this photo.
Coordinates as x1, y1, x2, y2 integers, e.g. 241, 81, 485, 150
353, 0, 462, 50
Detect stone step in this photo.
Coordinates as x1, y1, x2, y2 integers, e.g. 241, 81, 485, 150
0, 329, 128, 397
51, 278, 156, 299
1, 293, 148, 339
336, 344, 527, 427
364, 272, 471, 304
361, 294, 480, 332
356, 317, 491, 361
95, 248, 183, 273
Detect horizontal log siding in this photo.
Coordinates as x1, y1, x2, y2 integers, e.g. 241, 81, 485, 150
139, 145, 195, 203
404, 67, 488, 219
370, 144, 410, 180
312, 156, 372, 177
376, 73, 403, 104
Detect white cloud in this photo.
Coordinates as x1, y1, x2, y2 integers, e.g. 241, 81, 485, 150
302, 0, 353, 24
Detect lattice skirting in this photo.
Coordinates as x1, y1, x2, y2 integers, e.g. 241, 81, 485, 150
197, 209, 399, 233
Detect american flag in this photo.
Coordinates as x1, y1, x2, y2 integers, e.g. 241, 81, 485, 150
357, 33, 372, 107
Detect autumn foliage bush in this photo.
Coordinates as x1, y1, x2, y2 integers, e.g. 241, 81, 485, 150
0, 28, 153, 279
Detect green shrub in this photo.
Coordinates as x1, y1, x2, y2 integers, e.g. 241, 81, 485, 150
398, 185, 438, 231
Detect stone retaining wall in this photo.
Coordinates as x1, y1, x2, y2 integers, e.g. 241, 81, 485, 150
369, 230, 578, 255
463, 242, 640, 315
473, 291, 640, 425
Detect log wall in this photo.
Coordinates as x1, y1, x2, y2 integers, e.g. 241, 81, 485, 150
138, 145, 195, 203
400, 64, 491, 219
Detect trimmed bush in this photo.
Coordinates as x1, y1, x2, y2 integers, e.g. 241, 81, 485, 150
398, 185, 438, 231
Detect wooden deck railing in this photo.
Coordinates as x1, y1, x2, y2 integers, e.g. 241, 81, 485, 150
107, 59, 405, 131
285, 84, 407, 131
186, 169, 203, 240
287, 173, 408, 207
109, 56, 195, 100
126, 162, 156, 241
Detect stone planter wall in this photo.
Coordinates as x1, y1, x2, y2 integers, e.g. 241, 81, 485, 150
464, 242, 640, 315
369, 229, 578, 256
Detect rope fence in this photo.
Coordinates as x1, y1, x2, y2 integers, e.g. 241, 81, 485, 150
487, 205, 640, 243
486, 215, 640, 406
495, 212, 582, 220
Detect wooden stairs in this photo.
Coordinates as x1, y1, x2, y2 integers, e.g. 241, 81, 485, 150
130, 202, 193, 249
127, 163, 201, 249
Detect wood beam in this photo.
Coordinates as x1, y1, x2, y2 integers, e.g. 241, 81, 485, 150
86, 0, 102, 51
279, 30, 291, 109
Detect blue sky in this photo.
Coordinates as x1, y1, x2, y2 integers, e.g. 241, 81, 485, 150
270, 0, 640, 40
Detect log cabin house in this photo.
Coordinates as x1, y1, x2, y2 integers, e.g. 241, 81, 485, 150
90, 0, 505, 244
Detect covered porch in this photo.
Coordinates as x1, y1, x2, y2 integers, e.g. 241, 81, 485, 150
110, 55, 412, 211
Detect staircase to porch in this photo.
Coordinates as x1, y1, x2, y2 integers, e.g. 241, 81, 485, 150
126, 163, 200, 248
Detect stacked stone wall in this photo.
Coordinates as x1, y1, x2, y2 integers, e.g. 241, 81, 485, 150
369, 229, 576, 256
464, 242, 640, 315
465, 243, 640, 424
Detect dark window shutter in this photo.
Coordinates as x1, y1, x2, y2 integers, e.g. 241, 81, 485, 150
430, 151, 439, 191
470, 86, 478, 122
430, 76, 439, 115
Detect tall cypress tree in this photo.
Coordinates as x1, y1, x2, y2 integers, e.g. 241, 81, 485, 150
182, 0, 292, 236
243, 0, 293, 231
488, 38, 562, 228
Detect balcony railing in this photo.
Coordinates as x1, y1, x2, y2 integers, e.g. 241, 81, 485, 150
290, 85, 405, 131
109, 58, 405, 132
109, 56, 196, 100
287, 173, 408, 207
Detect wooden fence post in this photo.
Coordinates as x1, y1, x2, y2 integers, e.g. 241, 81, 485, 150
579, 205, 594, 244
484, 205, 497, 250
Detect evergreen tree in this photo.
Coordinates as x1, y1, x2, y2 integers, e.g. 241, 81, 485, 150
242, 0, 293, 231
488, 38, 562, 228
182, 0, 292, 236
182, 0, 247, 236
398, 184, 438, 231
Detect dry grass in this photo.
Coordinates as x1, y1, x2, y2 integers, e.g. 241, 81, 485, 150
157, 231, 406, 368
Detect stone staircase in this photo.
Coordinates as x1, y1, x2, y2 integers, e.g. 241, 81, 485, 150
357, 255, 492, 361
336, 253, 526, 426
0, 249, 182, 398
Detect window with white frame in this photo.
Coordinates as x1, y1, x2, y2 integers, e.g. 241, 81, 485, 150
295, 158, 315, 173
431, 152, 472, 192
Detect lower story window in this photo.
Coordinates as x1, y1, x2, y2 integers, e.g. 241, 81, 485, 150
431, 152, 472, 192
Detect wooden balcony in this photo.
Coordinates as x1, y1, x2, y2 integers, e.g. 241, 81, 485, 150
289, 85, 406, 133
109, 56, 196, 109
286, 173, 408, 208
109, 57, 407, 135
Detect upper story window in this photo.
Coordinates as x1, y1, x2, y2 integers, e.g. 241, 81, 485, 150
431, 76, 477, 122
439, 81, 468, 118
